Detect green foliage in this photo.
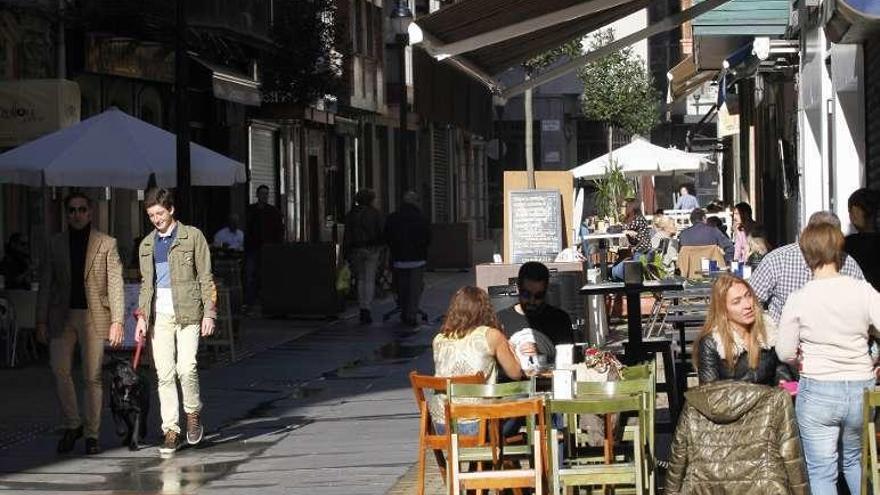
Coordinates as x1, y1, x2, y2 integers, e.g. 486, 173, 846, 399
260, 0, 343, 104
638, 252, 667, 280
592, 160, 635, 223
522, 39, 583, 75
577, 29, 660, 136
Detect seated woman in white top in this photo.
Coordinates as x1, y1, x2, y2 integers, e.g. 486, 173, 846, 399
650, 215, 679, 275
431, 286, 523, 434
776, 222, 880, 495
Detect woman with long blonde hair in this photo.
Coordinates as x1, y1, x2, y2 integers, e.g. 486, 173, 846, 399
430, 286, 523, 433
693, 273, 790, 385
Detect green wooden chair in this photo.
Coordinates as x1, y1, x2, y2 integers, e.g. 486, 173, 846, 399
446, 380, 543, 495
445, 379, 537, 465
862, 388, 880, 495
619, 362, 657, 457
575, 363, 656, 494
545, 394, 648, 495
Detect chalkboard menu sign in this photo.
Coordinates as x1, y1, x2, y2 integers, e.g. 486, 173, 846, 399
509, 189, 563, 263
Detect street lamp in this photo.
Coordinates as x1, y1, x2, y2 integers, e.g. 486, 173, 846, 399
390, 0, 413, 190
390, 0, 413, 41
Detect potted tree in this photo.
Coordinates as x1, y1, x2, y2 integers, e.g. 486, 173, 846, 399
593, 160, 635, 225
579, 29, 661, 316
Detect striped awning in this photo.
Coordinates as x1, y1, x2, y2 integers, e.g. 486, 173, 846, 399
667, 55, 717, 104
411, 0, 735, 97
410, 0, 649, 89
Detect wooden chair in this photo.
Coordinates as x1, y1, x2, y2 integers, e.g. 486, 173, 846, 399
546, 393, 649, 495
677, 245, 726, 280
448, 396, 546, 495
201, 284, 236, 361
620, 362, 657, 461
408, 372, 485, 495
447, 380, 537, 456
576, 365, 656, 494
862, 388, 880, 495
446, 380, 538, 495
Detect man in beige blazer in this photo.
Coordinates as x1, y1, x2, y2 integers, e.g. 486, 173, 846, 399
36, 192, 125, 455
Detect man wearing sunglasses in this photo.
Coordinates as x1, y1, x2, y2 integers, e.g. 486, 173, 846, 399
497, 261, 574, 355
36, 192, 125, 455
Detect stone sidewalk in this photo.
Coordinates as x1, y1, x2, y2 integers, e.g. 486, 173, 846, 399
0, 270, 471, 494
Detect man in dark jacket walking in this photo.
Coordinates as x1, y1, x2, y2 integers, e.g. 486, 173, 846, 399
385, 191, 431, 326
343, 189, 384, 324
244, 185, 284, 310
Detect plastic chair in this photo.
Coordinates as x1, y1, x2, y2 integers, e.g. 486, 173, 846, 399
448, 396, 546, 495
408, 371, 485, 495
862, 388, 880, 494
546, 394, 649, 495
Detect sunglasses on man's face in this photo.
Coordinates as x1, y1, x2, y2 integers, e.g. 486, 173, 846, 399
68, 206, 88, 214
519, 289, 547, 301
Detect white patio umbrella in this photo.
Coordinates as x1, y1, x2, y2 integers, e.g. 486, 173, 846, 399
0, 107, 247, 189
570, 138, 708, 179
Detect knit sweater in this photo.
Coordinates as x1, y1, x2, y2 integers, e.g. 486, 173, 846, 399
776, 275, 880, 381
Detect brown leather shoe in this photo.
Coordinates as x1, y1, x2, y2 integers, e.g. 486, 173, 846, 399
159, 431, 179, 456
186, 412, 204, 445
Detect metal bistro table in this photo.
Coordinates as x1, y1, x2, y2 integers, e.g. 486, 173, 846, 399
579, 278, 687, 422
579, 279, 684, 363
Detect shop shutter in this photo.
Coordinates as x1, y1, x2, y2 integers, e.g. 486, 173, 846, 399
250, 127, 277, 204
432, 126, 451, 223
865, 38, 880, 191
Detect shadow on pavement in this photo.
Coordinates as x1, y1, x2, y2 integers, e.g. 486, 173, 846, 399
0, 272, 466, 494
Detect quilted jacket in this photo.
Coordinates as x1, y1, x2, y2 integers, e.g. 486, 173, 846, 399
665, 381, 810, 495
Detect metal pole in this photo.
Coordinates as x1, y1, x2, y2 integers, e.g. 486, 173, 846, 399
397, 34, 409, 191
175, 0, 191, 221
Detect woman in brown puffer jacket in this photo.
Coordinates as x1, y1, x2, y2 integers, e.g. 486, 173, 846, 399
665, 380, 810, 495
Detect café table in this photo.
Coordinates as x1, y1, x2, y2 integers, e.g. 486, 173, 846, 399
579, 278, 685, 420
581, 233, 627, 281
579, 279, 684, 363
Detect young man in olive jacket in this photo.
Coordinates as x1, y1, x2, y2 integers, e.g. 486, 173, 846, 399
134, 188, 216, 456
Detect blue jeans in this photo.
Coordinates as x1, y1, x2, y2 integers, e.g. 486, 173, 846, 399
796, 377, 874, 495
611, 252, 647, 281
433, 421, 479, 436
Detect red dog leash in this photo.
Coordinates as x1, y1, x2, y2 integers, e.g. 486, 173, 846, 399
132, 335, 144, 370
131, 308, 146, 369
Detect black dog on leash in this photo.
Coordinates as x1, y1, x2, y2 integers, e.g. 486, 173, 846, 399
106, 357, 150, 450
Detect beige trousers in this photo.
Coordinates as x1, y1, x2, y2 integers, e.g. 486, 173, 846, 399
152, 312, 202, 435
50, 309, 104, 439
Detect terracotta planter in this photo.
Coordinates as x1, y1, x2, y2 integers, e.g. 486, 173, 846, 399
606, 293, 658, 319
